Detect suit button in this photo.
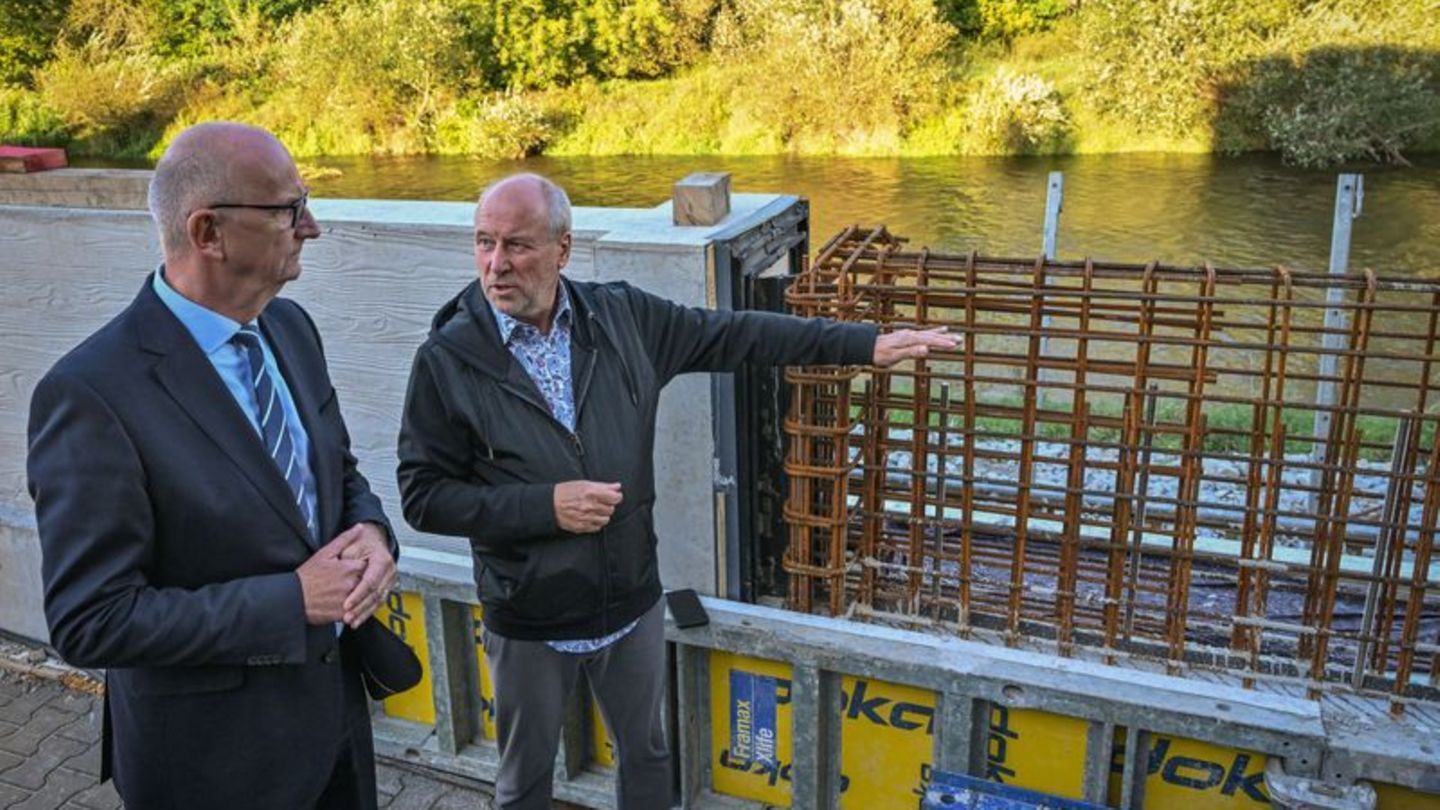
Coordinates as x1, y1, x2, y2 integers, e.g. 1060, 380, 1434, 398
321, 649, 338, 664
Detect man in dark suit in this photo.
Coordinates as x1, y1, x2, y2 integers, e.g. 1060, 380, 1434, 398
27, 122, 398, 809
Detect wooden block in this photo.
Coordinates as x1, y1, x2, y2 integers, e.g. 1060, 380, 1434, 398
673, 172, 731, 226
0, 168, 150, 209
0, 146, 68, 173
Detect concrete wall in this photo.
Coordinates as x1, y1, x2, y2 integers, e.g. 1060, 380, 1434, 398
0, 184, 786, 643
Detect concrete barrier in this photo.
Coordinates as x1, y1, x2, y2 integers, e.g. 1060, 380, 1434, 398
0, 175, 794, 643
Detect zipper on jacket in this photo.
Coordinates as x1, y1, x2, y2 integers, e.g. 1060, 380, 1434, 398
598, 525, 609, 634
572, 341, 601, 428
561, 418, 605, 630
569, 427, 610, 634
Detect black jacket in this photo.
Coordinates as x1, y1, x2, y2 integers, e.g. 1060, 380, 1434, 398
397, 277, 876, 640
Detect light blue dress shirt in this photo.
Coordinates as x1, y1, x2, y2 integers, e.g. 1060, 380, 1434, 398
488, 286, 639, 654
152, 268, 318, 538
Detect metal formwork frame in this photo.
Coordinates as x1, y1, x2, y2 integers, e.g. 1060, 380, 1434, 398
372, 564, 1440, 810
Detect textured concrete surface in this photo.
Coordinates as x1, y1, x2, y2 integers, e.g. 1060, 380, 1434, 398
0, 192, 792, 640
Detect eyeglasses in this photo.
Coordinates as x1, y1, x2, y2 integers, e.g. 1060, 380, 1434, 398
208, 190, 310, 229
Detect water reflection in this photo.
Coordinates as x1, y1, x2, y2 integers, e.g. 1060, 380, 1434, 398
101, 152, 1378, 275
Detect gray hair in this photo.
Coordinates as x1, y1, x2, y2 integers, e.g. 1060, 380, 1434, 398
147, 138, 232, 255
479, 173, 572, 240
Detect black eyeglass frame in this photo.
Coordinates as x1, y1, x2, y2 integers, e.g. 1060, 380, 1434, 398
207, 190, 310, 229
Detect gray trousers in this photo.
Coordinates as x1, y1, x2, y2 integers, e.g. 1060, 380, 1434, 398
483, 598, 671, 810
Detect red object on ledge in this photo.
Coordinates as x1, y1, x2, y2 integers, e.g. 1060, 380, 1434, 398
0, 146, 68, 173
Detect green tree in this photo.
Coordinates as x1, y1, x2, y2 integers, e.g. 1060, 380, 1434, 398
0, 0, 69, 86
457, 0, 708, 90
937, 0, 1070, 41
713, 0, 956, 152
242, 0, 476, 154
1081, 0, 1294, 132
144, 0, 328, 59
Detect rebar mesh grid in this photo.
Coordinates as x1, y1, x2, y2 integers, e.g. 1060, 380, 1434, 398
781, 226, 1440, 711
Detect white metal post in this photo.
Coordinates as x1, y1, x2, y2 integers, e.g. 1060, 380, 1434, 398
1042, 171, 1063, 260
1038, 172, 1063, 404
1309, 175, 1363, 514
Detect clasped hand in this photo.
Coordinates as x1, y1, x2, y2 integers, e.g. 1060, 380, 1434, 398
296, 522, 397, 628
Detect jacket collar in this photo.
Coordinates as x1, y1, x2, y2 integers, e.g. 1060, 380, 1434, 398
488, 283, 574, 346
433, 276, 602, 380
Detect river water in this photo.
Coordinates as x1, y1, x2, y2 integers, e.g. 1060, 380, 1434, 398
286, 152, 1440, 277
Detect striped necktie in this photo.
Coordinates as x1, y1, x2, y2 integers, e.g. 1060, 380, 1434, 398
232, 325, 316, 539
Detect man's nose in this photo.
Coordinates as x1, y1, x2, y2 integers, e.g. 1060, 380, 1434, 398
295, 206, 320, 239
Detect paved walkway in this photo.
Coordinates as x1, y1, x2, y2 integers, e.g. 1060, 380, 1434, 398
0, 667, 499, 809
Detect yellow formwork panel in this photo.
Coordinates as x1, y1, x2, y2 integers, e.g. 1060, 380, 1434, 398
985, 705, 1089, 800
1109, 730, 1270, 808
470, 606, 498, 740
702, 652, 1370, 809
836, 675, 934, 807
708, 654, 1090, 808
591, 698, 616, 768
1376, 782, 1440, 809
377, 591, 434, 725
710, 651, 795, 806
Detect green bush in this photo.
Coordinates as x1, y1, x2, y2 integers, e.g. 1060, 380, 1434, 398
547, 70, 736, 155
145, 0, 326, 58
31, 0, 190, 156
939, 0, 1071, 41
38, 46, 186, 132
1080, 0, 1292, 133
0, 87, 69, 145
0, 0, 69, 86
713, 0, 956, 153
35, 48, 188, 156
964, 67, 1068, 153
1211, 2, 1440, 165
458, 0, 711, 90
1223, 47, 1440, 166
243, 0, 475, 155
432, 92, 555, 159
1080, 0, 1440, 160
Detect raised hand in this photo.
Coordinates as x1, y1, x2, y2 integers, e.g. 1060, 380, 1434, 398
873, 327, 960, 368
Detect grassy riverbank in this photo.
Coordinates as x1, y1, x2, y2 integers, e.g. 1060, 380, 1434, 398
2, 0, 1437, 166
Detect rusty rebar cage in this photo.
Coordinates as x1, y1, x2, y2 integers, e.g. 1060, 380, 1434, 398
781, 226, 1440, 712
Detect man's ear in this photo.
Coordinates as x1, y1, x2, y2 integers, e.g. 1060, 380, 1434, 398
188, 210, 225, 261
556, 231, 572, 269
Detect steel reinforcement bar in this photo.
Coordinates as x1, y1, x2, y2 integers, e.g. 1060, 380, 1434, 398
782, 226, 1440, 712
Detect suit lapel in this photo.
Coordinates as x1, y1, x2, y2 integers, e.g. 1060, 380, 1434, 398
136, 281, 314, 546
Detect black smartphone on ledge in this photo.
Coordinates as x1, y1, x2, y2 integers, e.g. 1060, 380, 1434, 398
666, 588, 710, 629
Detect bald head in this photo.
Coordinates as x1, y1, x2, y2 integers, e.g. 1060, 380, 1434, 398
148, 122, 297, 256
478, 174, 571, 241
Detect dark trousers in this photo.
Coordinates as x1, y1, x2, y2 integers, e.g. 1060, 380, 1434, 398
316, 642, 379, 810
484, 598, 671, 810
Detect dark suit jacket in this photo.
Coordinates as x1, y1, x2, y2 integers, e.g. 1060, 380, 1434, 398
27, 277, 394, 809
